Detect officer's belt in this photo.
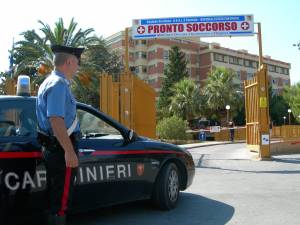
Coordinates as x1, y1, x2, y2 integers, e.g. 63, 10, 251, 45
37, 117, 79, 148
37, 131, 81, 149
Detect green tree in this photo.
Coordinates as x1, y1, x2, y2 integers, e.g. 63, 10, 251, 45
157, 46, 189, 116
169, 78, 202, 120
283, 83, 300, 123
72, 41, 122, 108
203, 67, 241, 123
0, 72, 9, 94
12, 18, 99, 77
10, 18, 122, 107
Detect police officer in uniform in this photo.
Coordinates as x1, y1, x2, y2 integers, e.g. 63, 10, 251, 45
36, 45, 84, 225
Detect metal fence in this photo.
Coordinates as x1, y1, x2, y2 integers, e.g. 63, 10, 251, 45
100, 72, 156, 139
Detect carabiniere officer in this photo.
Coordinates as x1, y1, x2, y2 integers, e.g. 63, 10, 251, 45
36, 45, 84, 225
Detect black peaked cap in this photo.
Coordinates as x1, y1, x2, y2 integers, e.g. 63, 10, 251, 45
51, 45, 85, 60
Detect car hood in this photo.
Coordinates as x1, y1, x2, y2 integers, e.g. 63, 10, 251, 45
138, 136, 186, 152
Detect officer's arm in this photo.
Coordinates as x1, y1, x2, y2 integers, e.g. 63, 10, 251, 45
49, 116, 78, 168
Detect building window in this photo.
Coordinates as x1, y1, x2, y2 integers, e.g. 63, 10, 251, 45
135, 66, 140, 74
148, 78, 156, 85
228, 56, 238, 65
275, 66, 280, 73
148, 64, 155, 71
142, 66, 147, 73
141, 52, 147, 59
135, 52, 147, 59
224, 55, 228, 63
134, 40, 146, 46
135, 52, 139, 59
268, 64, 275, 72
163, 50, 169, 59
129, 52, 134, 58
244, 60, 250, 67
233, 57, 239, 65
214, 53, 225, 62
238, 58, 244, 66
251, 61, 257, 68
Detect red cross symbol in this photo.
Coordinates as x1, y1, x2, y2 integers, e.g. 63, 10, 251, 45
241, 22, 250, 30
137, 26, 145, 34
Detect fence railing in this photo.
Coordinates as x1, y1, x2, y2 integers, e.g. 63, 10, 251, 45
212, 125, 300, 141
213, 127, 246, 141
272, 125, 300, 140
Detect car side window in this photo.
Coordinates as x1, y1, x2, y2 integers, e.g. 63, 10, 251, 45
77, 109, 122, 139
0, 101, 37, 137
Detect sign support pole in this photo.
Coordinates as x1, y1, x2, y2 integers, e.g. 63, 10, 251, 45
257, 22, 263, 67
124, 27, 130, 74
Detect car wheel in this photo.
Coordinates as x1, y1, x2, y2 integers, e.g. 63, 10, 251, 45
152, 162, 179, 210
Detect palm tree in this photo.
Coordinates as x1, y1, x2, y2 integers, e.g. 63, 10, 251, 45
12, 18, 99, 77
203, 67, 241, 123
169, 78, 202, 120
11, 18, 122, 107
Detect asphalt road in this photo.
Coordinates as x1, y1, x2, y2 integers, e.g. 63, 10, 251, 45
69, 143, 300, 225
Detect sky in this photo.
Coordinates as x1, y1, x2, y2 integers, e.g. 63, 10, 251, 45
0, 0, 299, 83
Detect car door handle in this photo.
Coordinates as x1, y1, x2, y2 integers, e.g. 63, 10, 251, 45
79, 149, 96, 154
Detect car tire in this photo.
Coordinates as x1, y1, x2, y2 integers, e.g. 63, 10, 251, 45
152, 162, 180, 210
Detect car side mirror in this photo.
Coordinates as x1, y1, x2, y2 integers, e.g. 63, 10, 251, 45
129, 130, 134, 140
128, 129, 137, 142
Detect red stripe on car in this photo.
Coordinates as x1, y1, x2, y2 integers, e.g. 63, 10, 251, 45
90, 150, 184, 156
0, 152, 42, 158
0, 150, 184, 159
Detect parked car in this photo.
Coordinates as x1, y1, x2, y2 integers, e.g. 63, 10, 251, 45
0, 94, 195, 225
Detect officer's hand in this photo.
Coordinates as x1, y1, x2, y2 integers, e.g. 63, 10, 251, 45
65, 151, 79, 168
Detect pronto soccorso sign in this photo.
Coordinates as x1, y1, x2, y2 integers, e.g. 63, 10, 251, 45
132, 15, 254, 39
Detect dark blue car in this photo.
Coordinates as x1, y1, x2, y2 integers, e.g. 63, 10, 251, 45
0, 95, 195, 225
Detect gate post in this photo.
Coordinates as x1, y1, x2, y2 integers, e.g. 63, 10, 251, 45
244, 65, 270, 160
257, 65, 270, 159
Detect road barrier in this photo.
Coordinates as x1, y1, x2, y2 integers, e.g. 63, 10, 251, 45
214, 127, 246, 141
271, 125, 300, 140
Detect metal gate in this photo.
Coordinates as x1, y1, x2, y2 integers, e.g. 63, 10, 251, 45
100, 72, 156, 139
244, 64, 270, 159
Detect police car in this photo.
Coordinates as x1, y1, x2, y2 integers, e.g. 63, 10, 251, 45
0, 76, 195, 224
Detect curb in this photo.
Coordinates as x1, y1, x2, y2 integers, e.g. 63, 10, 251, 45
180, 140, 246, 149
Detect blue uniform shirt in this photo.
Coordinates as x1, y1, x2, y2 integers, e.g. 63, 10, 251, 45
36, 70, 80, 134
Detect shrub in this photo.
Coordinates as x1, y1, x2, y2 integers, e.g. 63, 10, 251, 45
157, 116, 188, 140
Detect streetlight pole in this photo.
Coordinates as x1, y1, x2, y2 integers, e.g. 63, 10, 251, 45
283, 116, 286, 125
226, 105, 230, 124
288, 109, 292, 125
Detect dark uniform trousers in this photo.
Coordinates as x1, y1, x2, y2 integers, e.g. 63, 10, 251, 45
41, 132, 80, 222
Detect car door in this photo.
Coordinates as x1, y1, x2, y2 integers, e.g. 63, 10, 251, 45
0, 98, 45, 224
71, 106, 151, 211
